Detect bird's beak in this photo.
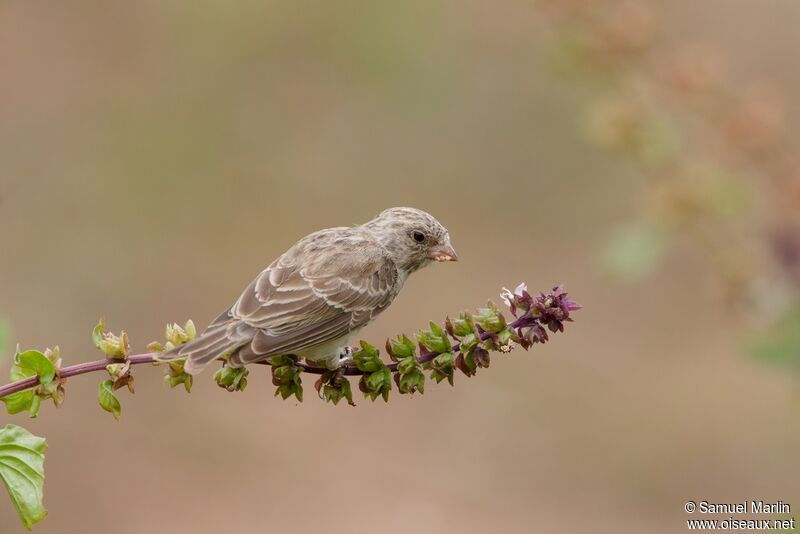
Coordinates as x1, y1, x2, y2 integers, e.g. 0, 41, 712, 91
429, 241, 458, 262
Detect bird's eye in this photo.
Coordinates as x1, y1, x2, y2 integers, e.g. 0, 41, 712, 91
412, 231, 425, 243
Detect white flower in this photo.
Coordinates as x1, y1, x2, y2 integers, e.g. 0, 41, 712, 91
501, 282, 528, 307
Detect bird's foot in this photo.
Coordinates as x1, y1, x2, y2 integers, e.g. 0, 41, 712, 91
320, 346, 353, 370
336, 346, 353, 368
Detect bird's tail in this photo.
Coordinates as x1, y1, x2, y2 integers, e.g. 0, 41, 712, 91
157, 311, 251, 375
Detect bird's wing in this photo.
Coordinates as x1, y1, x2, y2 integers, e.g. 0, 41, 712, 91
228, 228, 399, 364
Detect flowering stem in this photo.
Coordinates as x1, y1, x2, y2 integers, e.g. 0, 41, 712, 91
0, 316, 533, 399
0, 284, 581, 402
339, 314, 530, 375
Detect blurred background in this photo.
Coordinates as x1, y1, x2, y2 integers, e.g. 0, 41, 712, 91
2, 1, 799, 532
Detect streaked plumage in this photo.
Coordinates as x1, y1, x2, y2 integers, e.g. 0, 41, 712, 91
160, 207, 457, 375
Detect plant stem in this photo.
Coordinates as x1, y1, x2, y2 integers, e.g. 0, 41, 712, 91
0, 316, 529, 399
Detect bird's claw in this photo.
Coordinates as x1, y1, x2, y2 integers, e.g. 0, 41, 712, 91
337, 346, 354, 367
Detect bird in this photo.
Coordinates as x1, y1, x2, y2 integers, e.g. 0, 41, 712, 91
159, 207, 458, 375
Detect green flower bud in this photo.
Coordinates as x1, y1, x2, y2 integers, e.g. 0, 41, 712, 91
430, 352, 456, 385
214, 366, 249, 392
473, 304, 506, 334
265, 355, 297, 367
92, 320, 129, 359
319, 377, 354, 406
416, 322, 451, 354
353, 341, 384, 372
184, 320, 197, 341
496, 328, 517, 352
272, 365, 298, 383
448, 314, 475, 337
396, 357, 417, 375
455, 351, 477, 377
386, 335, 415, 361
459, 333, 478, 353
397, 368, 425, 394
165, 323, 189, 346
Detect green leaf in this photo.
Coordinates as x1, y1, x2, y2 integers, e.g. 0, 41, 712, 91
27, 396, 42, 418
1, 391, 35, 416
92, 319, 105, 348
1, 350, 55, 417
15, 351, 55, 386
97, 380, 121, 420
0, 424, 48, 530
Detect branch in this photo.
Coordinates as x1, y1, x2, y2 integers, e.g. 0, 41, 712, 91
0, 283, 580, 405
0, 354, 157, 398
0, 312, 537, 399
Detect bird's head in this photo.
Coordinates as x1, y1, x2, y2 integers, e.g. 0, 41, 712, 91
364, 207, 457, 274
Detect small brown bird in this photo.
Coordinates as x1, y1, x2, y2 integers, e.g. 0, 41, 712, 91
161, 207, 457, 375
